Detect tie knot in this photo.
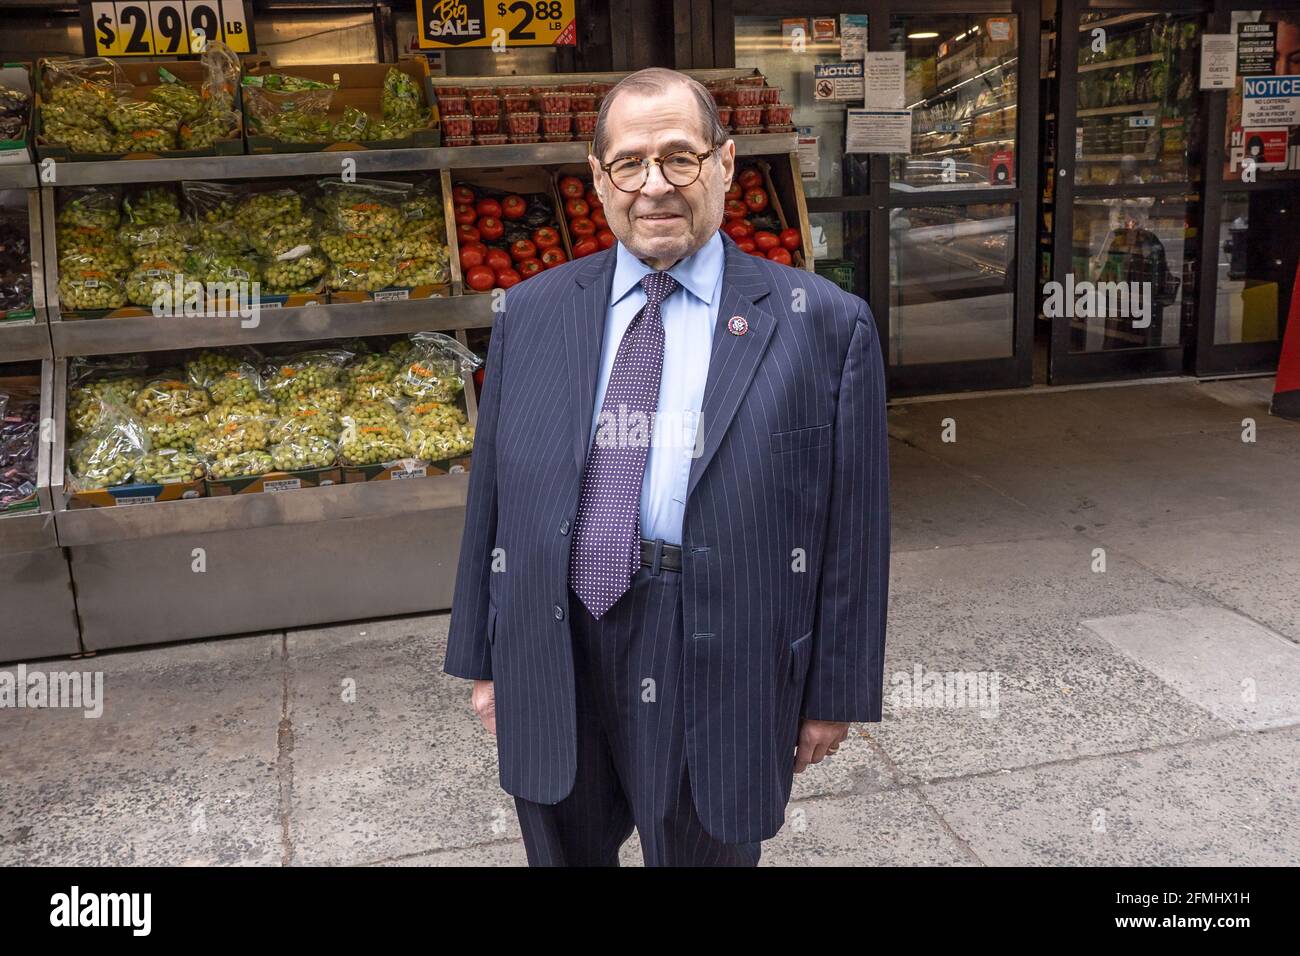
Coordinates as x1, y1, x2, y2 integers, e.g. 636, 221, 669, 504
640, 271, 679, 304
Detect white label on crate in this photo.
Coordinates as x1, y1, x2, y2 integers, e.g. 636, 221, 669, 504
83, 279, 100, 288
373, 289, 411, 301
115, 495, 157, 506
391, 467, 427, 479
1129, 115, 1155, 128
264, 478, 302, 493
259, 300, 282, 309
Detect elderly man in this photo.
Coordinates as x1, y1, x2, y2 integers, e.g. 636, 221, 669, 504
444, 67, 890, 867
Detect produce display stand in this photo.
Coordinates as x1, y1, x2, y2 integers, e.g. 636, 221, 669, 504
22, 122, 800, 655
0, 360, 82, 660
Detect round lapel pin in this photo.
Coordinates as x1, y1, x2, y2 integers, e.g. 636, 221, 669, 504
727, 315, 748, 336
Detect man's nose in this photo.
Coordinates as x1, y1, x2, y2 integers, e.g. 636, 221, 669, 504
640, 162, 675, 198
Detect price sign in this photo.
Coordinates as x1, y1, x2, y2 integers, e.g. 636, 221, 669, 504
84, 0, 252, 56
417, 0, 577, 48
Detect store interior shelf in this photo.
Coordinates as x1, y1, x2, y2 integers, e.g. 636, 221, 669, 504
1077, 102, 1160, 118
49, 294, 496, 358
1077, 13, 1153, 33
1077, 54, 1159, 74
0, 165, 36, 190
0, 509, 58, 555
53, 471, 470, 547
0, 319, 53, 361
41, 133, 797, 186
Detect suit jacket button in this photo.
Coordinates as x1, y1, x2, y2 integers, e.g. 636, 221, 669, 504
553, 605, 565, 620
559, 519, 570, 535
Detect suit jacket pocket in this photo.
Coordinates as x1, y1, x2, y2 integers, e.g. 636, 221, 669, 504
771, 423, 832, 455
788, 629, 814, 684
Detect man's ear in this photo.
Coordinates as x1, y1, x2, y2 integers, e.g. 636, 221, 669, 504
587, 154, 606, 204
720, 139, 737, 189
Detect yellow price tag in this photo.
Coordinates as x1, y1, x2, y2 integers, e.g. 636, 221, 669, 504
417, 0, 577, 49
87, 1, 250, 56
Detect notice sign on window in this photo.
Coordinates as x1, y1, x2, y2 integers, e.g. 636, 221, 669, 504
846, 108, 911, 153
814, 62, 864, 101
1237, 21, 1277, 77
1200, 34, 1237, 90
863, 51, 905, 108
1242, 76, 1300, 128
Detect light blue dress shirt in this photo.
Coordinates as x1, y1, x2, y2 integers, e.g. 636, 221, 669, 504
587, 231, 724, 545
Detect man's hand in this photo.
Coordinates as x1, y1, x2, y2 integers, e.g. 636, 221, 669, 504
472, 679, 496, 735
794, 719, 850, 773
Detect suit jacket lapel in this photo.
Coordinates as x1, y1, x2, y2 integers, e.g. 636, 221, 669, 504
564, 247, 616, 475
686, 235, 776, 501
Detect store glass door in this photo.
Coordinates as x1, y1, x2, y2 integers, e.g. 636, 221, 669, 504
1049, 2, 1207, 383
885, 4, 1038, 392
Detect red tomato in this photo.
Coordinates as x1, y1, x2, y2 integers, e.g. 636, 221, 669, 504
585, 189, 602, 209
724, 199, 748, 220
753, 230, 780, 252
744, 188, 769, 213
736, 239, 756, 254
465, 265, 495, 292
460, 240, 488, 260
565, 198, 589, 218
737, 168, 762, 189
485, 248, 512, 273
596, 229, 616, 249
501, 194, 527, 220
779, 227, 801, 251
766, 247, 793, 265
510, 238, 537, 262
496, 268, 522, 289
590, 208, 607, 228
454, 204, 477, 226
559, 176, 586, 199
533, 226, 561, 250
572, 237, 599, 258
569, 217, 596, 237
452, 184, 476, 205
475, 198, 502, 219
725, 182, 742, 201
724, 221, 753, 240
541, 247, 568, 268
458, 245, 485, 269
517, 257, 544, 278
477, 216, 504, 241
457, 223, 480, 243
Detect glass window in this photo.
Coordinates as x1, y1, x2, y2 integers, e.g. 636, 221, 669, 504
1074, 12, 1202, 186
1214, 189, 1300, 344
1223, 11, 1300, 183
808, 211, 868, 302
734, 15, 870, 197
891, 14, 1019, 191
889, 202, 1015, 364
1064, 195, 1197, 352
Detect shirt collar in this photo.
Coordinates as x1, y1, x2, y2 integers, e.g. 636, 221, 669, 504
610, 230, 724, 308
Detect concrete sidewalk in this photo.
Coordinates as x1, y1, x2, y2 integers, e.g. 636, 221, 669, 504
3, 376, 1298, 866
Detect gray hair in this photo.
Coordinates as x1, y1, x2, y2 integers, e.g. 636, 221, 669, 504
590, 67, 728, 161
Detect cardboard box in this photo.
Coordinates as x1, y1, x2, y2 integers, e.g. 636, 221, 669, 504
242, 59, 440, 154
205, 466, 342, 496
34, 58, 243, 162
0, 63, 34, 165
66, 479, 205, 509
342, 455, 470, 482
329, 284, 450, 304
451, 166, 568, 294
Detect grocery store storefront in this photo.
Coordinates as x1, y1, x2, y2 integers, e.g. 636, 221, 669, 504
0, 0, 1296, 659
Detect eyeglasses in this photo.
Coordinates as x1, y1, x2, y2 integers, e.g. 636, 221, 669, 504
599, 147, 719, 192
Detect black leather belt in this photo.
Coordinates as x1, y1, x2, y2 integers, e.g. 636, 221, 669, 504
640, 538, 683, 572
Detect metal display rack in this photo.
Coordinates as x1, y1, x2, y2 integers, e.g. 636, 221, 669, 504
2, 130, 801, 657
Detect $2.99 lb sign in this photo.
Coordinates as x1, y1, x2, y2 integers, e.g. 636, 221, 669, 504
83, 1, 252, 56
417, 0, 576, 48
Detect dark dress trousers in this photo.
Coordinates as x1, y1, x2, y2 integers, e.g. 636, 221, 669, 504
444, 230, 891, 847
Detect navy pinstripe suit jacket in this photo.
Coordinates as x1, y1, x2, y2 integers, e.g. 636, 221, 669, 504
444, 231, 891, 843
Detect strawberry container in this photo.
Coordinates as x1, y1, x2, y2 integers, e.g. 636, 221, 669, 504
475, 132, 508, 145
573, 111, 598, 136
759, 86, 782, 104
561, 82, 593, 93
733, 106, 762, 126
472, 113, 501, 134
732, 125, 762, 136
716, 106, 733, 127
503, 93, 533, 114
496, 85, 528, 97
437, 94, 468, 114
568, 92, 597, 112
543, 131, 573, 142
763, 103, 793, 125
542, 112, 572, 134
505, 111, 540, 135
539, 91, 570, 113
509, 133, 540, 144
470, 94, 501, 116
437, 85, 466, 97
442, 114, 472, 137
445, 134, 472, 147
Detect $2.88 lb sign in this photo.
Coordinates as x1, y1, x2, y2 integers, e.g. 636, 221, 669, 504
85, 1, 251, 56
417, 0, 576, 48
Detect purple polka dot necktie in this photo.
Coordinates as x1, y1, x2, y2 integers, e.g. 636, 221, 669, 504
569, 271, 680, 619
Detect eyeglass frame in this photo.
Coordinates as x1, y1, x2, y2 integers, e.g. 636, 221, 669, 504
597, 146, 721, 193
